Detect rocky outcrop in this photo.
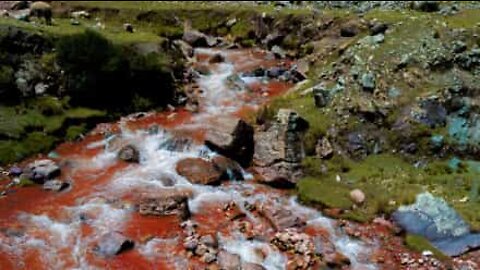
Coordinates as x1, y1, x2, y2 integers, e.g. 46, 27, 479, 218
205, 119, 254, 167
254, 109, 309, 186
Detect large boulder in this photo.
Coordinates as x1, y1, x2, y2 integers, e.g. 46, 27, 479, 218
205, 119, 254, 167
393, 192, 480, 257
176, 158, 223, 185
138, 189, 191, 220
94, 232, 134, 257
23, 159, 60, 184
254, 109, 309, 186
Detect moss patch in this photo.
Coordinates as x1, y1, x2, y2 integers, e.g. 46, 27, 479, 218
405, 234, 448, 260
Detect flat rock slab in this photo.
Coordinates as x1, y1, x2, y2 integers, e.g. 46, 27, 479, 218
393, 192, 480, 256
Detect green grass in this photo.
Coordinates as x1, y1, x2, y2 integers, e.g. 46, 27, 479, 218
405, 234, 448, 260
0, 98, 106, 165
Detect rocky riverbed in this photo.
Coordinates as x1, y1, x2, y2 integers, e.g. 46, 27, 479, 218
2, 1, 480, 269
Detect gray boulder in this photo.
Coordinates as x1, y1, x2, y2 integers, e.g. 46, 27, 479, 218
393, 192, 480, 256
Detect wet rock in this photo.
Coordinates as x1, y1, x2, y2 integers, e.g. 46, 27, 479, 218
118, 145, 140, 163
209, 53, 225, 64
94, 232, 134, 257
23, 159, 60, 184
43, 180, 70, 192
138, 190, 191, 220
211, 155, 244, 181
370, 22, 388, 36
360, 72, 376, 92
349, 189, 365, 205
205, 119, 254, 167
176, 158, 222, 185
241, 262, 266, 270
259, 204, 305, 231
217, 250, 241, 270
315, 137, 333, 159
183, 30, 208, 47
411, 1, 439, 12
393, 192, 480, 256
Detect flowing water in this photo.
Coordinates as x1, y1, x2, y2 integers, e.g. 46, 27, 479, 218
0, 48, 377, 269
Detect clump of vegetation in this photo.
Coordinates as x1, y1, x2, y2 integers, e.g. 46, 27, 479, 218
405, 234, 448, 260
57, 29, 178, 110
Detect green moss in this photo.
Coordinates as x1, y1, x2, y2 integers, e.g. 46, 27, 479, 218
17, 177, 36, 187
405, 234, 448, 260
298, 177, 353, 209
65, 125, 87, 141
65, 108, 106, 119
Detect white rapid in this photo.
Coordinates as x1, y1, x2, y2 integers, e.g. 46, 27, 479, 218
0, 48, 376, 269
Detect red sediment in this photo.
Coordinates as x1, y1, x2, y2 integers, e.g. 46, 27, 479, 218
0, 48, 298, 268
